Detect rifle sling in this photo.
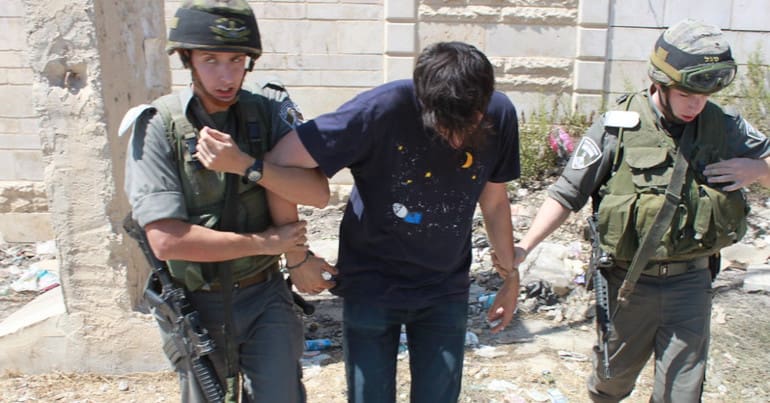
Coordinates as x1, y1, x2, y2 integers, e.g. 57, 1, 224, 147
188, 97, 241, 388
613, 124, 694, 317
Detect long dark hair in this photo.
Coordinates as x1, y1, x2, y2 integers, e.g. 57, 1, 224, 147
413, 42, 495, 149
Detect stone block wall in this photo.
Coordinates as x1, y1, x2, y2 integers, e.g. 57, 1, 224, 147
1, 0, 769, 243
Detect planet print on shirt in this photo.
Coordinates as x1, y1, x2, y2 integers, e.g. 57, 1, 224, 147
392, 202, 423, 224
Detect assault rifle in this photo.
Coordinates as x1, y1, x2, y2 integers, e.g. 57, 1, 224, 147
122, 215, 225, 403
586, 214, 613, 380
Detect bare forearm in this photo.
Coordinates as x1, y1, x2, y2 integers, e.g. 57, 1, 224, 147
146, 220, 268, 262
518, 197, 572, 254
479, 183, 515, 270
758, 156, 770, 187
261, 162, 330, 208
266, 191, 305, 263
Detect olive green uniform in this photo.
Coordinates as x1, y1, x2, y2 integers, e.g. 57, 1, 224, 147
124, 86, 306, 403
549, 88, 769, 402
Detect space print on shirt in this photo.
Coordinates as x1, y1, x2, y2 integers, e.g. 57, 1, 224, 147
388, 142, 485, 236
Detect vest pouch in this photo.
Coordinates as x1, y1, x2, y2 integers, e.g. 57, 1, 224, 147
597, 193, 638, 261
691, 185, 748, 251
634, 193, 685, 260
236, 185, 272, 234
183, 166, 226, 204
626, 147, 673, 188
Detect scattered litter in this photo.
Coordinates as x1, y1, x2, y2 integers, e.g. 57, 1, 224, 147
525, 281, 559, 306
304, 338, 332, 351
547, 387, 568, 403
301, 353, 331, 367
10, 265, 60, 293
35, 240, 58, 256
465, 331, 479, 347
486, 379, 518, 392
504, 394, 528, 403
558, 350, 588, 362
473, 345, 507, 358
478, 292, 497, 309
526, 389, 550, 402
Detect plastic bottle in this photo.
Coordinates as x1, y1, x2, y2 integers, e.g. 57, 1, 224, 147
478, 292, 497, 309
304, 338, 332, 351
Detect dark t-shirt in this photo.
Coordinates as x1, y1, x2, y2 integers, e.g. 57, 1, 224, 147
297, 80, 520, 308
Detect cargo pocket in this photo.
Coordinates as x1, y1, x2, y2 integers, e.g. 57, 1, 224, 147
625, 147, 672, 187
692, 185, 748, 251
597, 193, 637, 261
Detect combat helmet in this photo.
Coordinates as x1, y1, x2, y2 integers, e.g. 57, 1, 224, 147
648, 19, 736, 94
167, 0, 262, 69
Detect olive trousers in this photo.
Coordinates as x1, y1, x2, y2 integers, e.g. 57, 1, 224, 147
588, 268, 713, 403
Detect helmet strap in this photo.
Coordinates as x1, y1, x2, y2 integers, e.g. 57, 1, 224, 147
189, 66, 245, 113
178, 50, 192, 69
655, 85, 686, 125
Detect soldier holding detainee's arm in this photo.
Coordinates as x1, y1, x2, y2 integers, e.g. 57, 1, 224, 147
511, 19, 770, 403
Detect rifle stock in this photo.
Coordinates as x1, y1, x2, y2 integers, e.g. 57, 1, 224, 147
587, 214, 612, 380
123, 215, 225, 403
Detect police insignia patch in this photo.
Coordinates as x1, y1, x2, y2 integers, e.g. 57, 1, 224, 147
280, 101, 304, 129
745, 120, 767, 142
571, 137, 602, 170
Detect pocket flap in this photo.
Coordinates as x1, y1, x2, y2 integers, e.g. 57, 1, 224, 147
625, 147, 669, 170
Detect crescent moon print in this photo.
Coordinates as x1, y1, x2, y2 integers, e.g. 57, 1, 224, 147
461, 151, 473, 168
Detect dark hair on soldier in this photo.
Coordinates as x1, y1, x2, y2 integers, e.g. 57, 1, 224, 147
414, 42, 495, 149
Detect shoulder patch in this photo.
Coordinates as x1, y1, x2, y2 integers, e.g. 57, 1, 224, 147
603, 111, 639, 129
571, 137, 602, 170
280, 100, 304, 129
744, 119, 767, 142
118, 104, 155, 137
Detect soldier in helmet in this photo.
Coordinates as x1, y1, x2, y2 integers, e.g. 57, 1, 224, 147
122, 1, 336, 401
510, 19, 770, 402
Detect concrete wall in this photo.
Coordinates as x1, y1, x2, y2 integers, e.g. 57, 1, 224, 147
0, 0, 169, 374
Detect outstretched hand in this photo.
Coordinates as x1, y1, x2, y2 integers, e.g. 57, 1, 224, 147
703, 157, 769, 191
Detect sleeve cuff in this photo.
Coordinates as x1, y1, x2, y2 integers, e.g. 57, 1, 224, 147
132, 191, 188, 227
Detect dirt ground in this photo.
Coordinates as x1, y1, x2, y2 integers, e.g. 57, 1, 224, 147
1, 186, 769, 403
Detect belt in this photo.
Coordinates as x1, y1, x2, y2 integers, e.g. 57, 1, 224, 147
178, 266, 278, 292
615, 256, 710, 278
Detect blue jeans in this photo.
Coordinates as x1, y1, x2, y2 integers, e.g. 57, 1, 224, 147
342, 298, 468, 403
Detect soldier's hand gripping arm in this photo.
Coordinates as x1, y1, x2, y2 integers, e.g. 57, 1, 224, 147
266, 131, 338, 294
145, 218, 308, 262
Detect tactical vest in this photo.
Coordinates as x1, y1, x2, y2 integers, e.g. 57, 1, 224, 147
152, 90, 279, 291
597, 92, 749, 262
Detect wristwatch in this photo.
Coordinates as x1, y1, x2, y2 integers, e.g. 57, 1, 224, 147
244, 159, 264, 183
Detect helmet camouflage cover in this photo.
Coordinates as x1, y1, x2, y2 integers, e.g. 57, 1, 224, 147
167, 0, 262, 58
648, 19, 736, 94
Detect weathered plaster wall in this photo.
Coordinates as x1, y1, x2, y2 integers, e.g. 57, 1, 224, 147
0, 0, 169, 373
